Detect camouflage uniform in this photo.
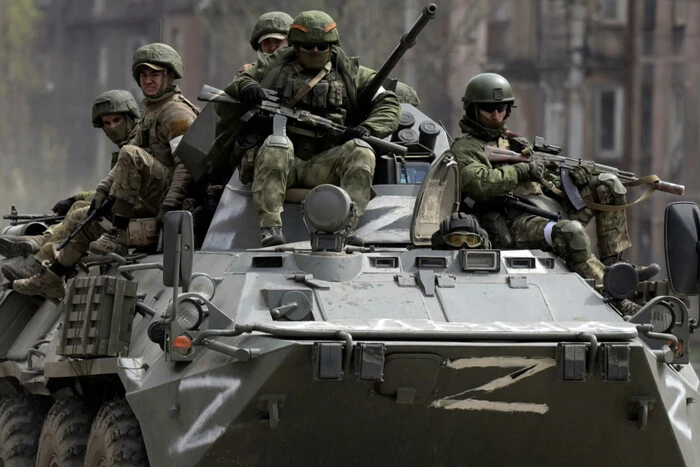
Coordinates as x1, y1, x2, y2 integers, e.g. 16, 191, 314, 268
449, 73, 632, 286
1, 90, 140, 284
224, 11, 400, 245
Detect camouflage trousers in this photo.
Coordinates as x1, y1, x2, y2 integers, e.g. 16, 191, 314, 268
511, 215, 606, 286
34, 200, 91, 264
109, 145, 171, 215
48, 205, 107, 268
252, 137, 376, 228
563, 173, 631, 259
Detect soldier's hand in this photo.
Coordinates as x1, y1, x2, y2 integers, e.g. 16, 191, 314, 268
240, 83, 266, 106
523, 160, 545, 181
569, 165, 592, 187
88, 190, 112, 217
339, 126, 370, 143
52, 195, 77, 216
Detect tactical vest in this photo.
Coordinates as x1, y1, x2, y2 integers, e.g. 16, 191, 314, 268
258, 47, 363, 159
134, 90, 200, 168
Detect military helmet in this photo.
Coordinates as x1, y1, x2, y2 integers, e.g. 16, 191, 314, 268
91, 89, 140, 128
131, 42, 184, 82
288, 11, 340, 45
438, 212, 490, 249
250, 12, 293, 51
462, 72, 515, 110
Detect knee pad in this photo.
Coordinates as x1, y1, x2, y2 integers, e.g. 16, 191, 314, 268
262, 134, 292, 149
551, 220, 591, 264
595, 173, 627, 205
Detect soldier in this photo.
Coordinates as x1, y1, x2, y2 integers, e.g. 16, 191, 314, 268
224, 10, 401, 247
0, 90, 140, 282
448, 72, 658, 314
13, 43, 199, 299
238, 11, 294, 74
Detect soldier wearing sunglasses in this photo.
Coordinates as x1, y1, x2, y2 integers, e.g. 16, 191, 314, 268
446, 72, 658, 315
223, 10, 401, 248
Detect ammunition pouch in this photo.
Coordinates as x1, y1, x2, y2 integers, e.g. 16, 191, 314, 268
127, 218, 159, 247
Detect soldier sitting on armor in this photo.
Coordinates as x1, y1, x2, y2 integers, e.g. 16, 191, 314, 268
446, 72, 659, 315
238, 11, 294, 75
222, 10, 401, 247
13, 43, 199, 300
0, 90, 140, 283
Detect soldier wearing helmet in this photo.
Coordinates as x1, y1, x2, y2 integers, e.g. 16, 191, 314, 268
13, 43, 199, 300
449, 72, 658, 315
224, 10, 401, 248
238, 12, 294, 75
1, 90, 139, 285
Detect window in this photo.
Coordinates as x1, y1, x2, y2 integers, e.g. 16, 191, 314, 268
595, 87, 624, 158
673, 0, 687, 27
599, 0, 627, 22
97, 45, 108, 88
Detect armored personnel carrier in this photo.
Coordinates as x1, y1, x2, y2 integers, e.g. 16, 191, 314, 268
0, 93, 699, 466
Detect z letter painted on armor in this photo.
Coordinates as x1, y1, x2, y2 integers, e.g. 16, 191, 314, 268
170, 375, 242, 455
431, 357, 555, 414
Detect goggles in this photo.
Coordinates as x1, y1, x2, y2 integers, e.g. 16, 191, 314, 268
299, 43, 331, 51
443, 231, 483, 249
478, 102, 508, 113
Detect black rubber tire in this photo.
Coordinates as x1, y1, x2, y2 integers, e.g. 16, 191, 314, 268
36, 399, 95, 467
84, 398, 149, 467
0, 395, 51, 467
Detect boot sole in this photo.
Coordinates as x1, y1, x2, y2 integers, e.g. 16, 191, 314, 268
0, 238, 36, 258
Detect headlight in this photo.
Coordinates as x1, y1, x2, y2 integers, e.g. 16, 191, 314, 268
175, 298, 205, 331
650, 301, 676, 333
189, 273, 217, 301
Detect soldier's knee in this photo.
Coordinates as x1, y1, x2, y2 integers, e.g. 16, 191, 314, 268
552, 220, 591, 264
256, 136, 294, 170
594, 173, 627, 205
344, 139, 376, 171
116, 145, 142, 166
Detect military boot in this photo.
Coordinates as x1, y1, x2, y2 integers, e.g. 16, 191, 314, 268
13, 267, 65, 300
261, 226, 286, 247
603, 255, 660, 283
2, 260, 43, 283
0, 235, 46, 258
345, 228, 365, 247
611, 298, 641, 316
89, 229, 128, 256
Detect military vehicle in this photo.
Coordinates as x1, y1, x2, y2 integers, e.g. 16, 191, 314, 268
3, 3, 700, 466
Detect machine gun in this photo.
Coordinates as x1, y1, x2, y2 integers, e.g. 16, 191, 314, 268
358, 3, 438, 106
484, 139, 684, 211
197, 85, 408, 156
3, 205, 65, 226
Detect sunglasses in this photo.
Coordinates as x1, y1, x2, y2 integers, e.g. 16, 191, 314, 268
443, 231, 483, 249
299, 43, 331, 51
478, 103, 508, 113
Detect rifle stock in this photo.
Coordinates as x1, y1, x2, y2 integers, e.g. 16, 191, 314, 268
483, 145, 685, 196
197, 85, 408, 156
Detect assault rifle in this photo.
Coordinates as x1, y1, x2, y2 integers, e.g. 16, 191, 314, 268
484, 137, 684, 211
56, 198, 111, 251
197, 84, 408, 157
3, 206, 65, 226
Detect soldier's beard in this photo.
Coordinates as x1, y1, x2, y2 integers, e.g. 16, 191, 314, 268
297, 48, 331, 71
104, 118, 135, 147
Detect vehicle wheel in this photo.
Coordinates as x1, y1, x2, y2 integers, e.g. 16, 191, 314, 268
84, 398, 149, 466
36, 399, 95, 467
0, 395, 51, 467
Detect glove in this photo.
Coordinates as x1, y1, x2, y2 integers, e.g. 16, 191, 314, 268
157, 205, 176, 224
52, 196, 77, 216
240, 83, 266, 106
339, 126, 370, 143
507, 136, 533, 156
87, 190, 113, 217
513, 160, 545, 182
569, 165, 592, 187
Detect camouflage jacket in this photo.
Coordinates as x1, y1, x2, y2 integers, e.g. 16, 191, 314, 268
98, 87, 199, 209
447, 120, 544, 202
225, 46, 401, 140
